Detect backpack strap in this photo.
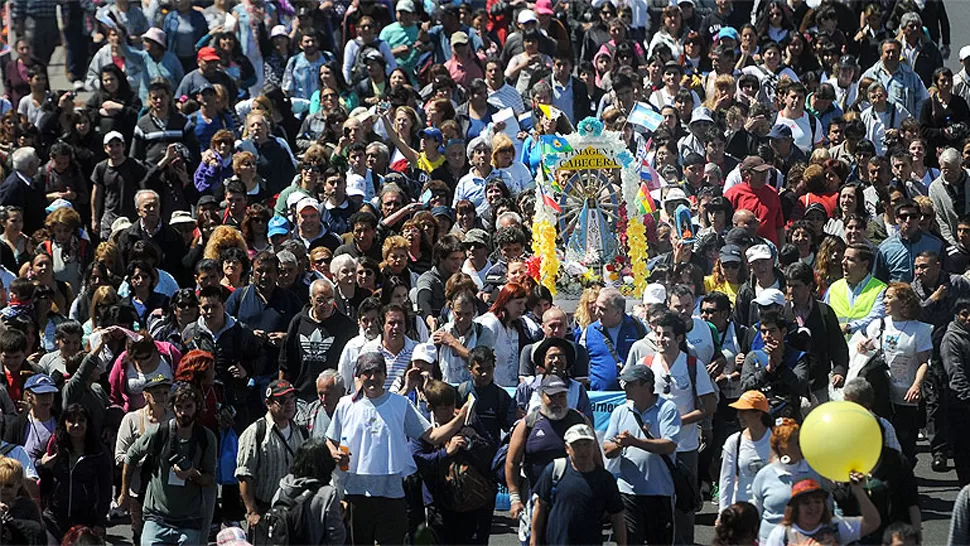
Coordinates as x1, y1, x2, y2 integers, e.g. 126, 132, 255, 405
686, 355, 700, 410
0, 442, 16, 457
734, 431, 742, 485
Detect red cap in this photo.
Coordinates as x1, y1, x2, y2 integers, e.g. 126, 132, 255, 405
197, 46, 220, 62
788, 479, 825, 505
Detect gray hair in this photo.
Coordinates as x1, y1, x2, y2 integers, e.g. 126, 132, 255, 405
466, 135, 491, 160
277, 249, 298, 265
380, 182, 405, 199
135, 189, 160, 207
330, 254, 357, 275
280, 239, 308, 259
867, 81, 886, 96
599, 287, 626, 312
940, 147, 962, 167
310, 277, 335, 294
11, 147, 37, 172
316, 368, 345, 393
900, 11, 922, 29
532, 81, 552, 101
366, 141, 389, 162
495, 211, 523, 231
841, 378, 875, 409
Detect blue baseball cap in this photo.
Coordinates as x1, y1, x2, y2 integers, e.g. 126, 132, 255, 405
25, 374, 58, 394
418, 127, 444, 142
268, 215, 290, 238
717, 27, 739, 42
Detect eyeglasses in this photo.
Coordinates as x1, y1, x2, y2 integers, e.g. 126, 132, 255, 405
303, 164, 322, 172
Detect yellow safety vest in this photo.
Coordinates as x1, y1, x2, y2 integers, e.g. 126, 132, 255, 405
828, 276, 887, 323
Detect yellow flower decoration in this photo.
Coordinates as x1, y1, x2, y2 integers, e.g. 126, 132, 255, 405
627, 217, 649, 295
532, 218, 560, 295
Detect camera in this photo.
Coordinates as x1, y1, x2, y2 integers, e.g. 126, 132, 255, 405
168, 453, 192, 471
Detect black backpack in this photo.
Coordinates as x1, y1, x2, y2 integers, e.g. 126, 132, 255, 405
350, 38, 384, 86
250, 483, 321, 546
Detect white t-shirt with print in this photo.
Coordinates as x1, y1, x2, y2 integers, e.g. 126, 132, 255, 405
864, 318, 933, 406
763, 516, 864, 546
775, 111, 825, 154
645, 351, 716, 452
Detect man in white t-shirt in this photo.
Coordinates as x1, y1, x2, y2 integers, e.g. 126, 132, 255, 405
667, 284, 724, 374
774, 82, 825, 154
643, 311, 717, 546
327, 352, 470, 545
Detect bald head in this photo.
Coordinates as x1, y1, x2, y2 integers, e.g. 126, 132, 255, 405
733, 209, 760, 235
310, 277, 336, 319
542, 306, 569, 338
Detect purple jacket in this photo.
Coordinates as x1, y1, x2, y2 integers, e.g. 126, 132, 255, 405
193, 157, 234, 196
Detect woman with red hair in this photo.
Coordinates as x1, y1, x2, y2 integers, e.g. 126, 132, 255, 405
175, 349, 223, 431
473, 282, 537, 387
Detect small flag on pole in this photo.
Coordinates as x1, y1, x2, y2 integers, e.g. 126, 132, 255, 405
536, 169, 562, 213
538, 103, 564, 121
627, 102, 663, 132
635, 182, 655, 215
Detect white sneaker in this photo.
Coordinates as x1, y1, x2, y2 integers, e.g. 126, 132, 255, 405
72, 80, 85, 92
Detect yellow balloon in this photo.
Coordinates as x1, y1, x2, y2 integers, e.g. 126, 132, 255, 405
799, 401, 882, 482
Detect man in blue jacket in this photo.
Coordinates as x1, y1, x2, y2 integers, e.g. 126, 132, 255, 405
579, 288, 646, 391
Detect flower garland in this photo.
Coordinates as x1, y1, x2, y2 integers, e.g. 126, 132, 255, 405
532, 167, 560, 295
531, 116, 649, 298
531, 217, 560, 294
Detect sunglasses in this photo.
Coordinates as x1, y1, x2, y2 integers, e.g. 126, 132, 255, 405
897, 213, 918, 221
662, 374, 672, 395
722, 262, 741, 269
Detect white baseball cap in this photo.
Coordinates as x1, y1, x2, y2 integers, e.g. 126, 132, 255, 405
296, 197, 321, 214
517, 9, 537, 24
270, 24, 288, 39
103, 131, 125, 146
643, 283, 667, 305
745, 243, 773, 263
564, 424, 597, 445
753, 288, 786, 308
411, 343, 438, 363
960, 45, 970, 61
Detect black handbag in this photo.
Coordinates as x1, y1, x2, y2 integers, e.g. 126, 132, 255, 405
858, 318, 894, 420
629, 409, 702, 513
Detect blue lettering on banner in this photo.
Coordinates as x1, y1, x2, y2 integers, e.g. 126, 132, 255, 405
501, 388, 626, 433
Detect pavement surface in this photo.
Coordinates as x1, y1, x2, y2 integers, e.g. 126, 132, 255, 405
27, 20, 970, 543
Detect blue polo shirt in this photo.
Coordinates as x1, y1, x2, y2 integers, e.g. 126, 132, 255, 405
605, 398, 681, 496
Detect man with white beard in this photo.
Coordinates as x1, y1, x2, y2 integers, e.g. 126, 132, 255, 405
504, 375, 590, 544
336, 297, 382, 392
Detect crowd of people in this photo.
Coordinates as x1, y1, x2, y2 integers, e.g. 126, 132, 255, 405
0, 0, 969, 543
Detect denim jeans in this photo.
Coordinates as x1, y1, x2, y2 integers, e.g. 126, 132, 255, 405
140, 519, 202, 546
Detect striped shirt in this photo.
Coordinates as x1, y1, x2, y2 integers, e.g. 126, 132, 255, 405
362, 337, 418, 390
234, 414, 309, 504
487, 83, 526, 115
12, 0, 58, 20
